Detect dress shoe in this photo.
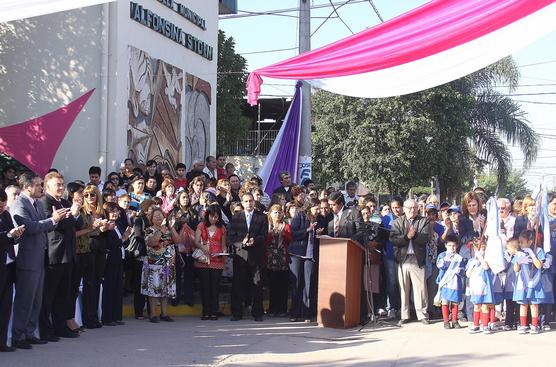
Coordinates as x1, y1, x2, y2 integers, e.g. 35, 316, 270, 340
115, 321, 126, 325
41, 335, 60, 342
103, 321, 117, 326
254, 316, 263, 322
13, 340, 32, 350
397, 319, 409, 327
230, 316, 242, 321
201, 315, 210, 320
149, 316, 160, 323
210, 315, 218, 321
0, 345, 16, 352
160, 315, 174, 322
56, 329, 79, 338
27, 337, 47, 345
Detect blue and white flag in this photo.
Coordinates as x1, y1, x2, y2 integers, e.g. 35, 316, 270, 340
531, 181, 551, 253
484, 197, 505, 274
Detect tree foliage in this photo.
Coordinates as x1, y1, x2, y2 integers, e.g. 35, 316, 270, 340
477, 170, 529, 200
216, 30, 249, 151
312, 57, 538, 198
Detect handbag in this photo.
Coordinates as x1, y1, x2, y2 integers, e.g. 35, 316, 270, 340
192, 248, 210, 264
125, 218, 146, 258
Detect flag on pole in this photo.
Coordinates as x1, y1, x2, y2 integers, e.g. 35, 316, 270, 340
484, 197, 505, 274
531, 181, 551, 253
259, 82, 302, 196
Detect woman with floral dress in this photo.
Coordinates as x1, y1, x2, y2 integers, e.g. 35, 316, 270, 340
142, 207, 180, 323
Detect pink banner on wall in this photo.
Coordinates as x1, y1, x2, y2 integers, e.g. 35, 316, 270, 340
0, 89, 94, 177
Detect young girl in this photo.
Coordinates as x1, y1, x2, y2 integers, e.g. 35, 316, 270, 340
466, 239, 497, 334
540, 250, 554, 330
435, 234, 465, 329
503, 239, 520, 331
513, 230, 546, 334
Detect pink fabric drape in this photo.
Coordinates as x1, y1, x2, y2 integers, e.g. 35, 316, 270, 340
0, 89, 95, 176
247, 0, 556, 105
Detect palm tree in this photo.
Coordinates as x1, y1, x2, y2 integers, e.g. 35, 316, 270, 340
462, 57, 539, 188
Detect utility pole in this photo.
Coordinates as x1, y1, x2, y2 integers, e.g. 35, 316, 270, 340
298, 0, 312, 183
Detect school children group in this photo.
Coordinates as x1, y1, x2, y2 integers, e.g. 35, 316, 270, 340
435, 196, 554, 335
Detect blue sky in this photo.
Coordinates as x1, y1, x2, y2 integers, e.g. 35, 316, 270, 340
220, 0, 556, 190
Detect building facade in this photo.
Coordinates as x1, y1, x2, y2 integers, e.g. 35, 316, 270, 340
0, 0, 230, 181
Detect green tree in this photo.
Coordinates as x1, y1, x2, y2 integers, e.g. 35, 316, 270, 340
477, 170, 529, 199
216, 30, 249, 152
312, 57, 538, 197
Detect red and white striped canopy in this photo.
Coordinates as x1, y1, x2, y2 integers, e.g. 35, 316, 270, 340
247, 0, 556, 105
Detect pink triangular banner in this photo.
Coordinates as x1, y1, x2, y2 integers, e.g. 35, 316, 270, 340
0, 89, 95, 177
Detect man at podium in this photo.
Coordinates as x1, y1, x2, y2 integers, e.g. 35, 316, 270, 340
326, 192, 362, 239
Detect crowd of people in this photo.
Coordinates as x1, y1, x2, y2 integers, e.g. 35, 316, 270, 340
1, 156, 555, 352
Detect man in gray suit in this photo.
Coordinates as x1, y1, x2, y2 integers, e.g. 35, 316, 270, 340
10, 173, 69, 350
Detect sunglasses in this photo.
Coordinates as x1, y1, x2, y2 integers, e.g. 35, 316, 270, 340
84, 193, 97, 198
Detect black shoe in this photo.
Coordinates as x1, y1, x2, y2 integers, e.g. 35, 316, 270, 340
254, 316, 263, 322
56, 329, 79, 338
149, 316, 160, 323
41, 335, 60, 342
421, 318, 431, 325
160, 315, 174, 322
26, 337, 47, 345
201, 315, 210, 320
0, 345, 16, 352
103, 322, 117, 326
115, 321, 126, 325
210, 315, 218, 320
14, 340, 32, 350
230, 316, 242, 321
397, 319, 409, 327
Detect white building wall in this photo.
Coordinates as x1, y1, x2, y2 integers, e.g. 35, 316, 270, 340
0, 6, 104, 181
0, 0, 218, 182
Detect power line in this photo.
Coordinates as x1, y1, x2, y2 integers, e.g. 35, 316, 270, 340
328, 0, 354, 34
367, 0, 384, 22
515, 99, 556, 105
219, 0, 368, 20
311, 0, 354, 37
518, 59, 556, 68
240, 47, 297, 55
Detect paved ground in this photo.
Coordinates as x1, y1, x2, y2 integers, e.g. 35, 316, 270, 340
3, 317, 553, 367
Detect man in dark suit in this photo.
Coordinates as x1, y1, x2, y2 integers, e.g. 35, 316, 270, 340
10, 173, 69, 350
0, 191, 25, 352
327, 191, 363, 239
228, 193, 268, 321
390, 199, 431, 326
38, 172, 82, 340
272, 171, 293, 203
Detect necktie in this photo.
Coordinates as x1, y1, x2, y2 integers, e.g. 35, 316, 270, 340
246, 212, 252, 231
334, 214, 339, 237
32, 200, 40, 216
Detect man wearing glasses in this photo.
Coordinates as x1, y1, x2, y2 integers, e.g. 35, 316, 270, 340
497, 198, 515, 245
390, 199, 431, 326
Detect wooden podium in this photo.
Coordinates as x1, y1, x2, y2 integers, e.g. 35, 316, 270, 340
317, 235, 364, 329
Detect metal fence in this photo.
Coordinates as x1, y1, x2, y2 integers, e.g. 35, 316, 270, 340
218, 130, 279, 156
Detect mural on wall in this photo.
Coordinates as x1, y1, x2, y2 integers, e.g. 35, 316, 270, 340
128, 45, 183, 173
182, 73, 211, 171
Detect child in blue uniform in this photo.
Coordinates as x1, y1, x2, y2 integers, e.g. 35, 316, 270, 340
466, 239, 497, 334
503, 239, 520, 331
513, 230, 546, 334
539, 251, 554, 330
435, 234, 465, 329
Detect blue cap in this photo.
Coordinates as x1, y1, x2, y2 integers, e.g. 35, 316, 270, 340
447, 205, 461, 214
